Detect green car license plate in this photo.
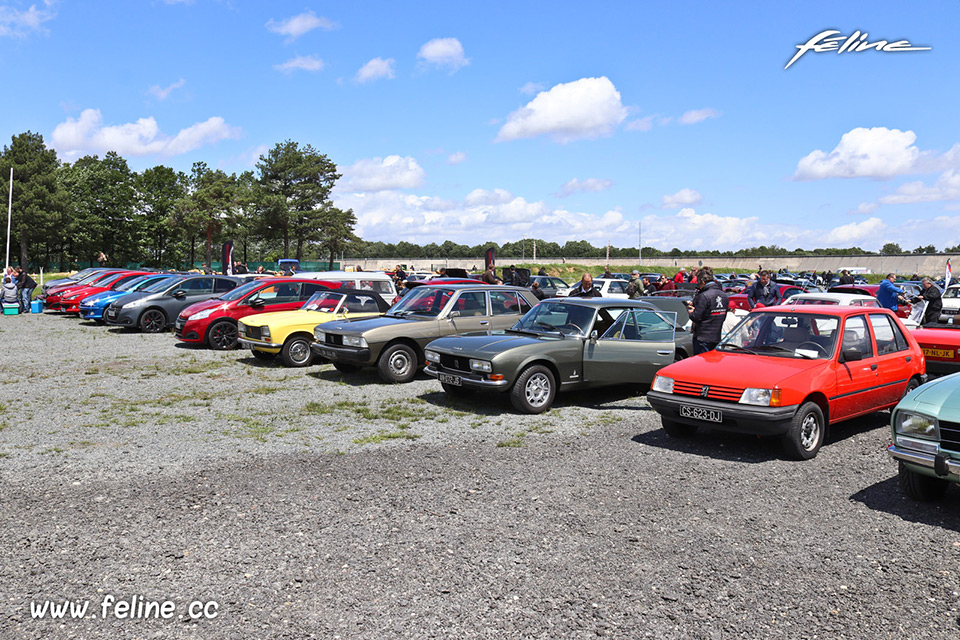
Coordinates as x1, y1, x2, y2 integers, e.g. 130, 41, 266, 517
439, 373, 461, 386
680, 405, 722, 423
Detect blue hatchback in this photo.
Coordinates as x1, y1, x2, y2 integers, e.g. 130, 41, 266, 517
80, 274, 175, 321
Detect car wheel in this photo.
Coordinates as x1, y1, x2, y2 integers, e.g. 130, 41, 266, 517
510, 365, 556, 414
901, 378, 921, 400
377, 343, 418, 383
207, 320, 238, 350
781, 401, 824, 460
139, 309, 166, 333
281, 336, 314, 367
333, 362, 361, 374
898, 461, 949, 501
441, 382, 474, 396
250, 349, 275, 362
661, 417, 697, 438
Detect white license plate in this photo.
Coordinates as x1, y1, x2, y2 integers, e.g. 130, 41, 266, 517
439, 373, 462, 386
680, 405, 722, 423
320, 348, 338, 361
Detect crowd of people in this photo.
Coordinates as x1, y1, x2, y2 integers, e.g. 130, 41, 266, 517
2, 266, 38, 313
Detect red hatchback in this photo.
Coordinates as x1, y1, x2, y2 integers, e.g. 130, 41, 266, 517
727, 283, 806, 312
42, 270, 127, 310
647, 306, 926, 459
910, 323, 960, 376
174, 278, 341, 349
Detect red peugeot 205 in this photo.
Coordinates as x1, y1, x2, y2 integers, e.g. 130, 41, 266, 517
174, 278, 341, 350
647, 305, 926, 459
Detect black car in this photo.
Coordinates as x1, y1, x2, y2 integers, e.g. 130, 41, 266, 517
104, 275, 242, 333
528, 275, 570, 298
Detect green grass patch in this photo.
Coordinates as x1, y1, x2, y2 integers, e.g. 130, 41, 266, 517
496, 435, 526, 448
352, 430, 422, 445
250, 384, 282, 394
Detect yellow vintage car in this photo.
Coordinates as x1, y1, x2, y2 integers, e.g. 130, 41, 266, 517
237, 289, 390, 367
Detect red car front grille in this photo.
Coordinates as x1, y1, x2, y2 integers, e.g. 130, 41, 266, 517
673, 381, 744, 402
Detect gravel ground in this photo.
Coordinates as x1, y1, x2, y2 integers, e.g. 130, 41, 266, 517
1, 312, 959, 640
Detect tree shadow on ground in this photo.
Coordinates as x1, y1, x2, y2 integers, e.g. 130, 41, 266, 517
631, 410, 893, 464
850, 475, 960, 533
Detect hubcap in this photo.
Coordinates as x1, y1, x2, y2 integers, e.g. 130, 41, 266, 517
289, 340, 309, 363
525, 372, 551, 407
144, 312, 162, 332
213, 324, 236, 348
800, 413, 820, 451
389, 351, 410, 375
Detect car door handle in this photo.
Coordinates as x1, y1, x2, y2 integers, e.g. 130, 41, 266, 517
870, 364, 878, 370
656, 350, 673, 355
905, 356, 912, 362
480, 321, 489, 325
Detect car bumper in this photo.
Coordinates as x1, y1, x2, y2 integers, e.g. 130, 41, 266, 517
924, 360, 960, 377
646, 390, 798, 435
310, 343, 371, 365
104, 307, 137, 327
238, 337, 282, 350
423, 364, 511, 389
887, 443, 960, 481
174, 317, 203, 342
79, 305, 104, 319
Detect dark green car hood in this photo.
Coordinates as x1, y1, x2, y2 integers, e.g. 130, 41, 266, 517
428, 331, 566, 356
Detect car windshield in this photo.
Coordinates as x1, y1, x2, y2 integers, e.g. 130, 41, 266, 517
388, 287, 454, 317
303, 291, 345, 313
512, 301, 596, 336
944, 287, 960, 299
217, 280, 265, 302
718, 312, 840, 359
76, 271, 109, 284
115, 275, 152, 291
125, 275, 172, 292
786, 298, 839, 305
143, 276, 186, 293
98, 272, 129, 286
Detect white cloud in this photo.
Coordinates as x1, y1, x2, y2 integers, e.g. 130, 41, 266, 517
446, 151, 467, 165
848, 202, 878, 215
266, 10, 336, 42
678, 108, 720, 125
519, 81, 545, 95
661, 188, 703, 209
274, 55, 324, 73
417, 37, 469, 72
341, 155, 426, 191
148, 78, 185, 100
821, 217, 886, 244
496, 76, 628, 143
50, 108, 240, 160
626, 115, 656, 132
355, 57, 395, 83
879, 169, 960, 205
0, 0, 57, 37
556, 178, 613, 198
794, 127, 924, 180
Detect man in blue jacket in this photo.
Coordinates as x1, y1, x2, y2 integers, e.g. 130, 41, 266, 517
877, 273, 906, 311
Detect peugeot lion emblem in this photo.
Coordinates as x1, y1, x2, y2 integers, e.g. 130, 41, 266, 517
700, 385, 710, 398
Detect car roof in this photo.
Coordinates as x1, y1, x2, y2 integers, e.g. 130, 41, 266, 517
540, 297, 660, 310
300, 270, 393, 280
785, 293, 876, 302
754, 304, 892, 317
413, 283, 530, 292
312, 287, 391, 311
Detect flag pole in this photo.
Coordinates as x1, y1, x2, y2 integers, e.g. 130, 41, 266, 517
5, 168, 12, 272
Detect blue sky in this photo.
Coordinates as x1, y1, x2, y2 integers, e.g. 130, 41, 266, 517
2, 0, 959, 252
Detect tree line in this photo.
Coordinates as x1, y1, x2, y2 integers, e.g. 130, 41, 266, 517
0, 132, 357, 270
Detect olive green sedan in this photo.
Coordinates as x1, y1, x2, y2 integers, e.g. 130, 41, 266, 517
423, 298, 693, 413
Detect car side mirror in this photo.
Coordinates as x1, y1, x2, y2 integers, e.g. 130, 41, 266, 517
841, 348, 862, 362
590, 330, 598, 344
248, 297, 264, 307
449, 310, 460, 318
172, 290, 186, 298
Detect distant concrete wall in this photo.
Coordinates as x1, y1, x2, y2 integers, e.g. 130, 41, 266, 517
347, 254, 956, 276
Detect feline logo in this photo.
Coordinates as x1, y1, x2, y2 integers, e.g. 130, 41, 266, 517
700, 386, 710, 398
786, 30, 931, 69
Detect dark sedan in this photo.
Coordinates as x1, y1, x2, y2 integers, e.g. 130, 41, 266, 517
104, 275, 242, 332
528, 275, 570, 298
424, 298, 693, 413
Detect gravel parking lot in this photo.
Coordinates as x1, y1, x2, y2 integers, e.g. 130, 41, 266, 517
2, 312, 959, 639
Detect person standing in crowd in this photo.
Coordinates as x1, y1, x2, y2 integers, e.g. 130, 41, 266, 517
838, 269, 855, 285
537, 266, 547, 276
14, 267, 37, 313
673, 268, 686, 283
602, 266, 613, 279
97, 251, 108, 268
530, 280, 546, 300
877, 273, 907, 311
746, 270, 782, 309
687, 267, 729, 355
481, 265, 501, 284
437, 267, 448, 278
505, 265, 522, 286
569, 273, 602, 298
255, 265, 266, 274
394, 265, 407, 282
912, 277, 943, 324
642, 276, 657, 295
625, 270, 643, 299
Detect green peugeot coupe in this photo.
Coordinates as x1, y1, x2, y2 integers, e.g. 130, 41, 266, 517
887, 372, 960, 500
423, 298, 693, 413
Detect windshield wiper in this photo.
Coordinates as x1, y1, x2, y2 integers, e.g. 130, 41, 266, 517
535, 322, 563, 335
507, 327, 538, 336
388, 310, 413, 317
718, 343, 759, 355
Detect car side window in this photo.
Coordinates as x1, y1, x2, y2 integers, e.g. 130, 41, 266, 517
301, 282, 328, 298
869, 314, 908, 354
490, 291, 521, 316
344, 294, 380, 313
608, 281, 626, 294
518, 295, 532, 314
841, 315, 874, 359
635, 310, 677, 342
180, 278, 213, 293
253, 282, 300, 304
214, 278, 236, 293
600, 310, 631, 340
453, 291, 487, 316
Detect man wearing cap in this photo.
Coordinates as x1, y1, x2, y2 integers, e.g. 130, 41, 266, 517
626, 270, 643, 299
